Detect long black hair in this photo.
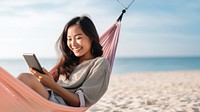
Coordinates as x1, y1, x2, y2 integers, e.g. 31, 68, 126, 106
55, 15, 103, 78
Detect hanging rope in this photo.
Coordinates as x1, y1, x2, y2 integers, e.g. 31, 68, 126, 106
116, 0, 135, 21
116, 0, 135, 11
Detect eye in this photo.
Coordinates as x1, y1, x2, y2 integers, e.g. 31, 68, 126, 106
67, 37, 72, 41
76, 36, 82, 40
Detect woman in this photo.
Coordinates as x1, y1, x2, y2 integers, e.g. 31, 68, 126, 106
17, 15, 110, 107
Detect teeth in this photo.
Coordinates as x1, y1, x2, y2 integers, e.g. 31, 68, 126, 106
73, 48, 81, 52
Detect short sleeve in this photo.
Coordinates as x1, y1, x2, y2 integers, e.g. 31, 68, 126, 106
77, 58, 110, 107
75, 90, 85, 107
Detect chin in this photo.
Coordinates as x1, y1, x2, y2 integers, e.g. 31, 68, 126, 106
74, 53, 82, 57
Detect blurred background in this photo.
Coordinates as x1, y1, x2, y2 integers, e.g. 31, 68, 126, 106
1, 0, 200, 76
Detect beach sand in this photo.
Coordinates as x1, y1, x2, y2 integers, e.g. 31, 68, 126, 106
87, 70, 200, 112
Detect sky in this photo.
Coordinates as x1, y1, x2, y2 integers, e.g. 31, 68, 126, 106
0, 0, 200, 59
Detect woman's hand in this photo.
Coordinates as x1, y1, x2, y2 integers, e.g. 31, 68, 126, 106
30, 68, 80, 106
29, 68, 56, 88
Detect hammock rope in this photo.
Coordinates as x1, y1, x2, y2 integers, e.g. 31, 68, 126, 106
116, 0, 135, 22
116, 0, 135, 11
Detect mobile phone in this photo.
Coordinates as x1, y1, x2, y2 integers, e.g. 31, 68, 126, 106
23, 53, 44, 74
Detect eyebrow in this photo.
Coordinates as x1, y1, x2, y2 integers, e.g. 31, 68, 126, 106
67, 33, 83, 37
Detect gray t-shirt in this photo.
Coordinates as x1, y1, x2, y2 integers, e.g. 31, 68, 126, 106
50, 57, 110, 107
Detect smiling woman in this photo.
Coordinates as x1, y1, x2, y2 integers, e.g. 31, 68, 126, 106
17, 15, 110, 107
67, 25, 94, 63
0, 0, 129, 110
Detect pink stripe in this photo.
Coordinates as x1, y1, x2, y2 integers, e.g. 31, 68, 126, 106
100, 22, 121, 71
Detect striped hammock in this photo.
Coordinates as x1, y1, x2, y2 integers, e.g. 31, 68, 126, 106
0, 20, 121, 112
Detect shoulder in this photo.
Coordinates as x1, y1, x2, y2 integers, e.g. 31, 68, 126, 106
93, 57, 110, 68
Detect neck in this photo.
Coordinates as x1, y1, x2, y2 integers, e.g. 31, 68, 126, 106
79, 55, 94, 64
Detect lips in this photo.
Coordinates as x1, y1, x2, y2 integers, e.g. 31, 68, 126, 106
72, 47, 82, 53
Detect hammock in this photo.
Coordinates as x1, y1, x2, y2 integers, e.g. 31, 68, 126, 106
0, 12, 125, 112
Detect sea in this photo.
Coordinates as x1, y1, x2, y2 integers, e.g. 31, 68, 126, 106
1, 57, 200, 77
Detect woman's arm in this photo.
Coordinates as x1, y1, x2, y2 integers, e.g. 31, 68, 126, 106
30, 68, 80, 107
50, 81, 80, 107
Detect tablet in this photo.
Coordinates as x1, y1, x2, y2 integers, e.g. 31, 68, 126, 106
23, 53, 44, 74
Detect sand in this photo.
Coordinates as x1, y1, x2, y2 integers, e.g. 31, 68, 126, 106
87, 70, 200, 112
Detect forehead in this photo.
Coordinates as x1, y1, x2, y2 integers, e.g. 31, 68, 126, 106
67, 25, 83, 35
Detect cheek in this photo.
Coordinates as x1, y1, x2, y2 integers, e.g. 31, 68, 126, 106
67, 41, 71, 48
81, 41, 86, 46
84, 41, 92, 50
78, 40, 88, 46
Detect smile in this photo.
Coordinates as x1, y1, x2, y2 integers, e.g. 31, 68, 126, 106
72, 47, 82, 53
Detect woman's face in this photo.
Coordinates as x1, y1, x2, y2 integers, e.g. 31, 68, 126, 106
67, 25, 93, 61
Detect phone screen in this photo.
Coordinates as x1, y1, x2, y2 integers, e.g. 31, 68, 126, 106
23, 53, 44, 74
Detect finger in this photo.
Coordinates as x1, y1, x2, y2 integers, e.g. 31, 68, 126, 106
29, 68, 33, 73
29, 68, 36, 74
29, 68, 40, 77
36, 75, 42, 81
42, 67, 50, 75
34, 71, 43, 80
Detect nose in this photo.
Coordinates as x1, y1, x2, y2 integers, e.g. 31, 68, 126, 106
71, 39, 78, 47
